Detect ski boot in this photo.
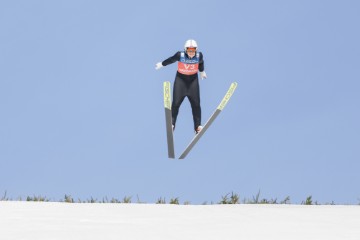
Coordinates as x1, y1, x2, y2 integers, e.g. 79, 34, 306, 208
195, 125, 203, 134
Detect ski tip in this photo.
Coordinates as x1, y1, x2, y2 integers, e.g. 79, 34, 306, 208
217, 82, 238, 110
164, 81, 172, 110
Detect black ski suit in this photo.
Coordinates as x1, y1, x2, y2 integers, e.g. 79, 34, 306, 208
162, 51, 205, 131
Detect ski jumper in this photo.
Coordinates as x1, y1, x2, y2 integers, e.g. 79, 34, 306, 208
162, 51, 204, 131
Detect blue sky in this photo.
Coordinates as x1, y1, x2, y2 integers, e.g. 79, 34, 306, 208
1, 0, 359, 204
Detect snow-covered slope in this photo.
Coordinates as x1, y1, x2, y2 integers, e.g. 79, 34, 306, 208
1, 201, 359, 240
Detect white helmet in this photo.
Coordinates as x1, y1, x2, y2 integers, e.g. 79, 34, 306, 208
184, 39, 198, 51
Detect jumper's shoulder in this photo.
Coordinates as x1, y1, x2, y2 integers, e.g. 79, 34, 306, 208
174, 51, 182, 57
171, 51, 182, 60
163, 52, 181, 66
198, 52, 204, 62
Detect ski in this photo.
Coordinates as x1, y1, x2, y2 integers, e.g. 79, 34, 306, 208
179, 82, 238, 159
164, 81, 175, 158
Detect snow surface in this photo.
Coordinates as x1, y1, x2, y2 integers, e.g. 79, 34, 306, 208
1, 202, 359, 240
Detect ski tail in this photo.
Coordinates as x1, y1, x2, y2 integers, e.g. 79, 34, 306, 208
179, 82, 237, 159
164, 81, 175, 158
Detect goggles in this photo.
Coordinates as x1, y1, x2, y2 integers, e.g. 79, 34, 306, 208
186, 48, 197, 53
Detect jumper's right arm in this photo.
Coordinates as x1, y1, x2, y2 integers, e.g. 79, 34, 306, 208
155, 52, 181, 70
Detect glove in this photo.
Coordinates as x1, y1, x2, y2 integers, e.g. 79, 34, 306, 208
155, 62, 163, 70
200, 71, 207, 80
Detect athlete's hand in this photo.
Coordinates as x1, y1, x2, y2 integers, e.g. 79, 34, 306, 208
155, 62, 163, 70
200, 71, 207, 80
